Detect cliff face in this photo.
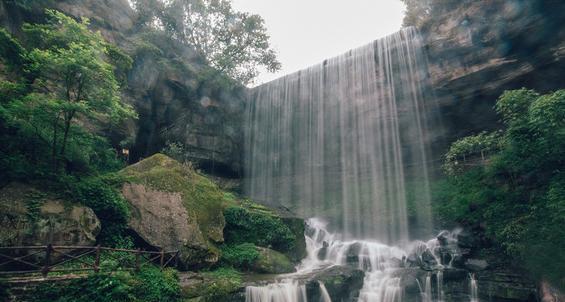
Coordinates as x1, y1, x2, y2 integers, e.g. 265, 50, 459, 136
0, 0, 246, 176
2, 0, 564, 177
421, 0, 565, 143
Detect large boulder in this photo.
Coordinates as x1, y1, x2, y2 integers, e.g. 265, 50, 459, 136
252, 247, 295, 274
179, 271, 245, 302
303, 266, 365, 302
120, 154, 226, 269
476, 270, 538, 301
0, 183, 100, 247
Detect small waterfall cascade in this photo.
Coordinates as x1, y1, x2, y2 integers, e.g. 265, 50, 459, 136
246, 219, 461, 302
421, 273, 432, 302
246, 281, 307, 302
436, 270, 444, 302
319, 282, 332, 302
469, 274, 479, 302
244, 27, 440, 243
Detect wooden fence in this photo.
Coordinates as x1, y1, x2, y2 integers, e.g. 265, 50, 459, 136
0, 245, 179, 277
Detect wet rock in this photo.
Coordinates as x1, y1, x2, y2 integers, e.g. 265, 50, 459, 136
252, 247, 295, 274
345, 242, 363, 265
456, 230, 477, 249
539, 281, 564, 302
420, 249, 439, 270
437, 230, 451, 246
317, 241, 329, 260
279, 215, 307, 262
477, 270, 537, 301
179, 272, 244, 302
465, 259, 488, 271
303, 266, 365, 302
0, 183, 100, 248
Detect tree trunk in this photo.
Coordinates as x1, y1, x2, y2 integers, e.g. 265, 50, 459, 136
59, 110, 75, 171
52, 114, 60, 171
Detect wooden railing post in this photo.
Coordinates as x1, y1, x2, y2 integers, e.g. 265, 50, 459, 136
94, 245, 101, 273
159, 249, 165, 269
135, 248, 141, 272
42, 244, 52, 277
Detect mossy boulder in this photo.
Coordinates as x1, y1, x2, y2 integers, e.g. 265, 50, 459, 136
0, 183, 100, 247
252, 247, 295, 274
179, 269, 244, 302
119, 154, 226, 269
223, 201, 306, 262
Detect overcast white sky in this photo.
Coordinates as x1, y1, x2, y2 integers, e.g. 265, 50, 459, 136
230, 0, 407, 85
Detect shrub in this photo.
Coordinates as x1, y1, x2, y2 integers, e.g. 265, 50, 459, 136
220, 243, 259, 270
65, 174, 130, 246
438, 89, 565, 289
133, 266, 180, 302
223, 206, 295, 252
68, 174, 129, 224
33, 266, 180, 302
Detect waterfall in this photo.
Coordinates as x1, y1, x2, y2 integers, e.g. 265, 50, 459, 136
246, 281, 307, 302
358, 272, 402, 302
318, 282, 332, 302
244, 27, 439, 243
246, 219, 462, 302
421, 273, 432, 302
469, 274, 479, 302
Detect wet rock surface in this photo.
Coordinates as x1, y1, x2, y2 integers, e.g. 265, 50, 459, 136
252, 247, 295, 274
0, 183, 100, 248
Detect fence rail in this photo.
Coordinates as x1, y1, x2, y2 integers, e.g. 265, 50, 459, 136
0, 245, 179, 277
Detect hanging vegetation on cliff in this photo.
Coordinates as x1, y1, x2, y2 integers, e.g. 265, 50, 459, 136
438, 88, 565, 289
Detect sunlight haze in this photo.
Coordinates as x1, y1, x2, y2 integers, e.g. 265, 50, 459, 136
230, 0, 407, 85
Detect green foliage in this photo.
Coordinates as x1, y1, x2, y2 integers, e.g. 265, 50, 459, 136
105, 43, 134, 85
0, 9, 135, 179
120, 154, 226, 243
64, 173, 130, 245
438, 89, 565, 289
0, 29, 27, 70
193, 268, 242, 300
133, 266, 181, 302
33, 266, 180, 302
33, 272, 135, 302
161, 141, 189, 163
68, 174, 129, 223
0, 80, 27, 103
443, 131, 502, 176
400, 0, 461, 27
21, 9, 135, 171
133, 0, 281, 85
220, 243, 259, 270
223, 206, 295, 252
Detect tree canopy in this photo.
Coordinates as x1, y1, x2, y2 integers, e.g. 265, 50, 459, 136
131, 0, 281, 85
0, 9, 136, 177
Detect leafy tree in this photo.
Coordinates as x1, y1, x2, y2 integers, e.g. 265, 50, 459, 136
400, 0, 461, 27
8, 10, 136, 172
135, 0, 281, 85
400, 0, 432, 27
